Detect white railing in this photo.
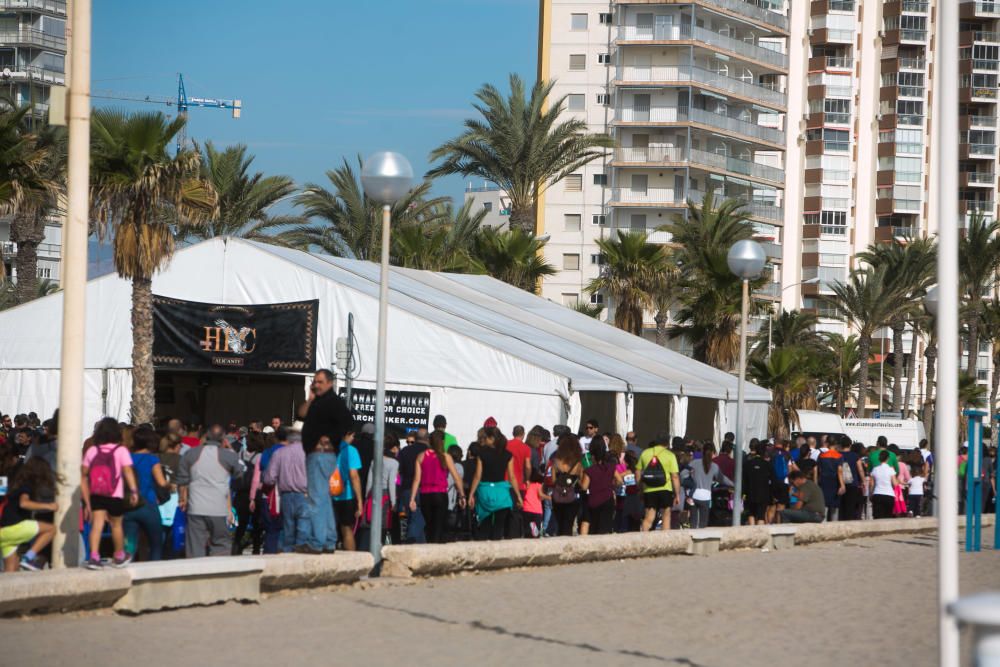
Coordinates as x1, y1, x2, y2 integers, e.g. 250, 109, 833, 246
609, 187, 685, 205
615, 64, 786, 107
711, 0, 788, 31
613, 146, 784, 183
0, 29, 65, 50
967, 171, 996, 184
615, 105, 785, 144
0, 0, 65, 13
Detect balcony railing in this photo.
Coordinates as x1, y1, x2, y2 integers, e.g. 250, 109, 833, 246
609, 188, 784, 220
963, 199, 996, 211
967, 171, 996, 184
615, 105, 785, 145
829, 0, 855, 11
824, 29, 856, 43
710, 0, 788, 31
898, 85, 925, 98
805, 223, 849, 236
963, 1, 1000, 17
0, 29, 65, 50
964, 142, 998, 155
902, 1, 929, 12
899, 57, 926, 69
616, 25, 788, 69
613, 146, 785, 183
897, 114, 925, 126
968, 58, 1000, 71
824, 56, 853, 69
878, 197, 922, 212
973, 31, 1000, 42
0, 64, 65, 83
0, 0, 65, 13
821, 111, 851, 124
615, 65, 787, 107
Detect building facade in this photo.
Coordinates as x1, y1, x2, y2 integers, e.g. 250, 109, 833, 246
0, 0, 66, 286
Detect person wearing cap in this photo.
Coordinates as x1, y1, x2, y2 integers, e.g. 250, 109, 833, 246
177, 424, 243, 558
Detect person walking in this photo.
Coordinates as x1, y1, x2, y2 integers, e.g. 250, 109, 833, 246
409, 431, 465, 543
366, 433, 400, 546
636, 438, 681, 531
579, 439, 622, 535
840, 441, 867, 521
262, 426, 311, 552
306, 436, 339, 554
817, 439, 846, 522
122, 426, 169, 561
176, 424, 243, 558
549, 433, 583, 537
469, 426, 522, 540
690, 442, 732, 529
81, 418, 139, 569
869, 450, 900, 520
251, 427, 286, 554
397, 429, 429, 543
742, 440, 775, 526
333, 429, 364, 551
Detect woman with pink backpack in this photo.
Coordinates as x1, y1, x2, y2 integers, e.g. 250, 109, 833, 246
81, 418, 139, 569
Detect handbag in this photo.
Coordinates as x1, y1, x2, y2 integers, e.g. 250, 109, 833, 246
155, 483, 172, 505
329, 468, 345, 496
267, 486, 281, 518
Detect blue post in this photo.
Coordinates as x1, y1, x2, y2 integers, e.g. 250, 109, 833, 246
963, 409, 986, 552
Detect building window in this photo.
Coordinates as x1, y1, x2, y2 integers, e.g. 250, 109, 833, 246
599, 12, 612, 25
567, 94, 585, 111
563, 254, 580, 271
629, 214, 647, 230
590, 292, 605, 304
483, 201, 493, 212
592, 214, 607, 225
571, 13, 588, 30
590, 253, 607, 265
569, 54, 586, 71
596, 93, 610, 105
36, 267, 51, 278
565, 174, 583, 191
564, 214, 582, 231
593, 174, 607, 186
562, 293, 580, 306
598, 54, 611, 65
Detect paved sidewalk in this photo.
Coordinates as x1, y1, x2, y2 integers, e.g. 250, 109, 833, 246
2, 528, 996, 667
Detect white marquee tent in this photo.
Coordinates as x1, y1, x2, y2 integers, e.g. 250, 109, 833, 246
0, 238, 770, 444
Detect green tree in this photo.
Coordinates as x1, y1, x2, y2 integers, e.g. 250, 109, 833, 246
749, 346, 817, 438
959, 212, 1000, 382
827, 265, 905, 418
286, 157, 447, 260
571, 301, 604, 318
751, 309, 823, 359
980, 298, 1000, 416
470, 227, 556, 293
391, 199, 488, 272
90, 110, 217, 423
585, 231, 669, 336
815, 333, 861, 417
185, 142, 305, 243
428, 74, 613, 234
660, 191, 761, 371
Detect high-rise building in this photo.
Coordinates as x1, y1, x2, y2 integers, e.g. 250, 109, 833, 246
537, 0, 790, 318
0, 0, 66, 285
538, 1, 1000, 412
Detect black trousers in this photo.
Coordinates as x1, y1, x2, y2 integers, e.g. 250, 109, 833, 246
588, 499, 615, 535
231, 490, 259, 555
840, 485, 862, 521
476, 509, 511, 541
872, 494, 895, 520
553, 500, 579, 536
420, 492, 449, 544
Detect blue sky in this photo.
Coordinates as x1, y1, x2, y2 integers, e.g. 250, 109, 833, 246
92, 0, 537, 201
87, 0, 538, 274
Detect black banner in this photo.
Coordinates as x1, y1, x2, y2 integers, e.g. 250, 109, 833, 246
341, 388, 430, 432
153, 296, 318, 372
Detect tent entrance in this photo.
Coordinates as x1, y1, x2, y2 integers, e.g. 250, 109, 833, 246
154, 370, 305, 428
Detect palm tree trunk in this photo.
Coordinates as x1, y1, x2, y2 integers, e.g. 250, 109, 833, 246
654, 308, 668, 346
903, 328, 920, 418
891, 322, 905, 412
968, 301, 981, 380
508, 203, 537, 235
923, 341, 937, 442
857, 335, 872, 418
12, 239, 39, 305
130, 276, 156, 424
991, 350, 1000, 419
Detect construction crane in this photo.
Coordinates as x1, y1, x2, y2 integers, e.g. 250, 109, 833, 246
92, 73, 242, 149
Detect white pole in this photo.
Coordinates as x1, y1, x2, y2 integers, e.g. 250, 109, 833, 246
369, 204, 391, 566
936, 0, 960, 663
731, 278, 749, 527
879, 331, 885, 413
52, 0, 91, 569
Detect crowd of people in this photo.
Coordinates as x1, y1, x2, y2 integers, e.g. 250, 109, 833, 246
1, 371, 998, 571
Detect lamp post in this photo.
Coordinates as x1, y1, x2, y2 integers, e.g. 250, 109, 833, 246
727, 239, 766, 527
360, 151, 413, 569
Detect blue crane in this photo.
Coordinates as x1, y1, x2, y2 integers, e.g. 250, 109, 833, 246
92, 73, 242, 149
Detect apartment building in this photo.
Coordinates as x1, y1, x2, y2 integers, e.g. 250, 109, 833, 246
537, 0, 790, 315
0, 0, 66, 285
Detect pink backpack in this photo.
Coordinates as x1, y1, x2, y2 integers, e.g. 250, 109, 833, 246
89, 445, 121, 497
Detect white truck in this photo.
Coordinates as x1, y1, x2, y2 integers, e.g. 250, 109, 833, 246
792, 410, 927, 449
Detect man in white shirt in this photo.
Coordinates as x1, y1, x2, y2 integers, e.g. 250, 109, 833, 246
580, 419, 598, 450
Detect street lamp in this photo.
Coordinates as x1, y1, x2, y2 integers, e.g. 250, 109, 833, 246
361, 151, 413, 569
727, 239, 766, 528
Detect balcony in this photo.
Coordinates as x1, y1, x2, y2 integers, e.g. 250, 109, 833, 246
0, 29, 65, 51
962, 114, 999, 129
961, 1, 1000, 19
614, 105, 785, 146
0, 64, 65, 85
811, 28, 855, 45
876, 197, 922, 214
609, 189, 783, 222
960, 199, 996, 214
760, 241, 783, 262
875, 225, 918, 242
961, 142, 999, 159
884, 0, 930, 14
965, 31, 1000, 45
962, 58, 1000, 73
807, 111, 851, 126
0, 0, 66, 14
884, 27, 929, 45
808, 55, 854, 72
616, 25, 788, 70
614, 65, 787, 109
960, 171, 996, 187
611, 145, 785, 184
803, 223, 849, 239
709, 0, 789, 32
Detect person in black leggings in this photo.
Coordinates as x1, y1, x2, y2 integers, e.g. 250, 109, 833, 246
469, 427, 522, 540
550, 433, 583, 537
409, 432, 465, 544
580, 439, 623, 535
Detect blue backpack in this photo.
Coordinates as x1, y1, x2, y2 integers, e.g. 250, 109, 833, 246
772, 451, 789, 482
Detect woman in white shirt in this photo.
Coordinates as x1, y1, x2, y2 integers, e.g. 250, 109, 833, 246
869, 450, 899, 519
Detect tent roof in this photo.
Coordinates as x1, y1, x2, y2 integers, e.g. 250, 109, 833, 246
0, 238, 769, 402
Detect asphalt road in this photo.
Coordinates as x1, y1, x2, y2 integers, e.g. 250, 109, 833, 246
2, 527, 997, 667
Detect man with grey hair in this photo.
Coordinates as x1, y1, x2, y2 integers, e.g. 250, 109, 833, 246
177, 423, 243, 557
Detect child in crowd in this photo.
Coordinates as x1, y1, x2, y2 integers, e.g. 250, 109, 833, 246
522, 469, 549, 537
0, 457, 59, 571
908, 461, 926, 517
81, 418, 139, 569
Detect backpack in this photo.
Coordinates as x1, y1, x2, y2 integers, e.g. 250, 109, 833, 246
329, 467, 345, 496
89, 444, 121, 497
640, 448, 668, 488
841, 460, 855, 485
772, 451, 789, 482
551, 471, 578, 504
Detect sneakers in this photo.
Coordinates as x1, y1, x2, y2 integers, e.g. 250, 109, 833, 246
84, 558, 104, 570
19, 556, 44, 571
112, 553, 133, 568
293, 544, 321, 555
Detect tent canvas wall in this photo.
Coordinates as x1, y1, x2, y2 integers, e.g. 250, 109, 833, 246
0, 238, 769, 445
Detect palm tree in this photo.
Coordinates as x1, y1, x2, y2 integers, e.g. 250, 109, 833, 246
391, 199, 488, 272
285, 157, 447, 260
185, 142, 305, 243
960, 371, 988, 408
470, 227, 556, 293
857, 238, 936, 413
816, 333, 861, 416
585, 231, 669, 336
959, 212, 1000, 381
428, 74, 613, 234
748, 346, 818, 438
90, 110, 217, 423
828, 265, 905, 418
661, 191, 761, 370
571, 301, 604, 318
751, 309, 823, 359
980, 298, 1000, 416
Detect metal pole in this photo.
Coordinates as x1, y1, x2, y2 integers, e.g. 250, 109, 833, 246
879, 331, 885, 413
767, 307, 773, 360
732, 278, 749, 527
345, 312, 354, 411
369, 204, 391, 567
937, 0, 960, 661
52, 0, 91, 569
